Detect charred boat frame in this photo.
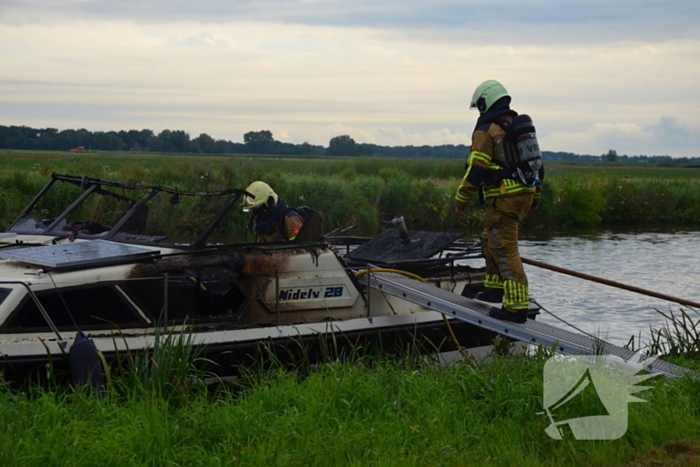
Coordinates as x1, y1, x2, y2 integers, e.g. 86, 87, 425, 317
0, 173, 490, 380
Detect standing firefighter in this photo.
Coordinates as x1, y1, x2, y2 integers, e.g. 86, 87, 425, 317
243, 181, 304, 242
454, 80, 544, 323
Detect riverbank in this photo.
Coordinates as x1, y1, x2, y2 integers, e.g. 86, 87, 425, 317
1, 151, 699, 466
2, 349, 699, 467
1, 151, 699, 235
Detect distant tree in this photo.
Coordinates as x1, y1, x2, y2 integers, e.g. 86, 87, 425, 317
154, 129, 192, 153
327, 135, 359, 156
244, 130, 273, 144
9, 124, 700, 165
0, 126, 30, 149
92, 131, 126, 151
214, 139, 230, 154
358, 143, 373, 156
194, 133, 216, 153
54, 128, 91, 151
39, 128, 58, 139
299, 142, 317, 156
244, 130, 275, 154
118, 129, 154, 151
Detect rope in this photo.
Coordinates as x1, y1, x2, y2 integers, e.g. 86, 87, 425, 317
529, 297, 599, 342
46, 272, 80, 332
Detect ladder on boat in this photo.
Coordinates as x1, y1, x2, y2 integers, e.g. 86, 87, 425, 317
367, 271, 692, 379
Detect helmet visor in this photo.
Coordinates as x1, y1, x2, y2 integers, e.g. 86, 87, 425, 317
242, 196, 260, 212
243, 199, 269, 215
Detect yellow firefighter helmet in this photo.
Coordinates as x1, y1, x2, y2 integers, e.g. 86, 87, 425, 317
242, 181, 278, 212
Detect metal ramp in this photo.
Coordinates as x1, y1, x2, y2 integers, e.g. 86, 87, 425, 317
368, 271, 693, 379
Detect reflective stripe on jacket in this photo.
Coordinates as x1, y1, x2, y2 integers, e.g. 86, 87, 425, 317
455, 114, 541, 206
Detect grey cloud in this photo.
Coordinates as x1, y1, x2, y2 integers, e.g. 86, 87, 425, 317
599, 117, 698, 156
4, 0, 699, 43
646, 117, 698, 150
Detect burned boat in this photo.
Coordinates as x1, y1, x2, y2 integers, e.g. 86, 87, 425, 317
0, 173, 488, 378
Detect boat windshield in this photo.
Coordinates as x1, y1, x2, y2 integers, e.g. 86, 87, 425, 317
7, 173, 247, 247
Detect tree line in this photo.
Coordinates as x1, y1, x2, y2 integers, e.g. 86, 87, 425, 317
0, 125, 696, 164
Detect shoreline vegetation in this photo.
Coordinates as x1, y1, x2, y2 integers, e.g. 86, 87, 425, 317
1, 150, 699, 235
1, 149, 699, 466
2, 332, 699, 467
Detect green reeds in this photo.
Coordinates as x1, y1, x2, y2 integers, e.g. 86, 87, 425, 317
604, 178, 700, 223
648, 307, 700, 358
1, 155, 700, 233
100, 327, 213, 407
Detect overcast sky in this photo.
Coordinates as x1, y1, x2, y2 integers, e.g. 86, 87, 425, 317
1, 0, 699, 156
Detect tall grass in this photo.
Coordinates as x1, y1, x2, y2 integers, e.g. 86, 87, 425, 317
0, 347, 698, 467
111, 329, 211, 405
1, 320, 698, 466
604, 178, 700, 223
1, 154, 700, 234
648, 307, 700, 358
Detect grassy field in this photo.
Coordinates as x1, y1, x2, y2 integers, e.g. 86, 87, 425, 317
5, 149, 700, 178
1, 149, 700, 235
1, 342, 699, 467
0, 149, 464, 180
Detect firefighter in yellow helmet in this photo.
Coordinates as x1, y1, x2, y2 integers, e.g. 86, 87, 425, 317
242, 181, 304, 242
454, 80, 544, 323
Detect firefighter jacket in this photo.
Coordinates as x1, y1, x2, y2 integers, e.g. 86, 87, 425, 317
255, 210, 304, 243
455, 112, 542, 208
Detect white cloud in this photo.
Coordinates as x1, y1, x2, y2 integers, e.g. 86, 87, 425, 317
312, 125, 469, 146
169, 32, 235, 48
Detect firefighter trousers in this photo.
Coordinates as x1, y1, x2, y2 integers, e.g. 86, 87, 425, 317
480, 192, 534, 311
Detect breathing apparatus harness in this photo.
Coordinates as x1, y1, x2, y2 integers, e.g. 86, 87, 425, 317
468, 99, 544, 194
492, 114, 544, 187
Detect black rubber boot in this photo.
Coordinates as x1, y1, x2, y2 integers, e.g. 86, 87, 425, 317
488, 306, 528, 324
475, 288, 504, 303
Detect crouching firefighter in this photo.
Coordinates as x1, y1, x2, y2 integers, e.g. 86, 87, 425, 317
243, 181, 304, 242
454, 79, 545, 324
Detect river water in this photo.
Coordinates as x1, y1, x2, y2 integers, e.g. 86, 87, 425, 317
460, 227, 700, 347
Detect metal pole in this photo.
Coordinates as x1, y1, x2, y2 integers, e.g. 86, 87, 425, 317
163, 273, 169, 333
191, 191, 244, 249
275, 269, 280, 326
42, 184, 99, 234
521, 257, 700, 309
8, 178, 57, 231
366, 264, 371, 317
